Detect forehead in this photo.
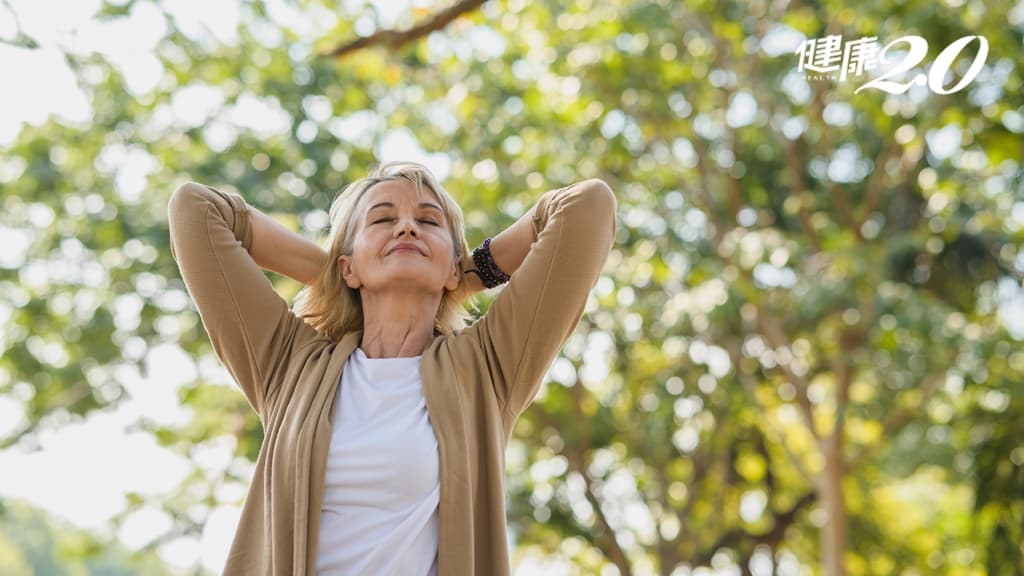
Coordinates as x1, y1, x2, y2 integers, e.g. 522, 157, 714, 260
361, 179, 442, 210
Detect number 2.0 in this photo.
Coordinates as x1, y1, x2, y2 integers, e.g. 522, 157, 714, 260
855, 35, 988, 95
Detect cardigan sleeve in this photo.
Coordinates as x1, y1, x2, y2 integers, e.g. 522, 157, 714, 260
466, 178, 617, 422
167, 182, 316, 417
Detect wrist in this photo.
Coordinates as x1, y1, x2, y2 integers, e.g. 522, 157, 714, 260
462, 268, 487, 295
471, 238, 511, 289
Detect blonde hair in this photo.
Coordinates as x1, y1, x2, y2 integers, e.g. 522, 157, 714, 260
294, 161, 476, 341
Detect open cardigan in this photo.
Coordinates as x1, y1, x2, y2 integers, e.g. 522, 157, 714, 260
167, 177, 617, 575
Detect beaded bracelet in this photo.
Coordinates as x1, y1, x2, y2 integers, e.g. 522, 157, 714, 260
468, 237, 511, 289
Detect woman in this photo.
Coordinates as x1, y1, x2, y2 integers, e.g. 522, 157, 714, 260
167, 161, 617, 575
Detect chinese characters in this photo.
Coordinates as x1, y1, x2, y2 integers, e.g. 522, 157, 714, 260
796, 35, 880, 81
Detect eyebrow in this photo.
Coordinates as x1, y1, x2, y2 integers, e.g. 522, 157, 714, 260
366, 201, 444, 215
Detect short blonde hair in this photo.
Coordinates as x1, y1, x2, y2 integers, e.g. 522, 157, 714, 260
293, 161, 475, 341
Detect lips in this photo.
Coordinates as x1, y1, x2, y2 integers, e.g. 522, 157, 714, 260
387, 243, 424, 255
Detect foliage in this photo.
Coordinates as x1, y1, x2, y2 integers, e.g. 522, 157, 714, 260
0, 500, 176, 575
1, 0, 1021, 573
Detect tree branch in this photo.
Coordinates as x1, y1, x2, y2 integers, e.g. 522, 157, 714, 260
676, 448, 712, 553
319, 0, 488, 59
755, 312, 821, 441
709, 37, 743, 221
0, 0, 40, 49
781, 138, 823, 252
728, 344, 817, 487
854, 139, 898, 231
0, 379, 95, 450
692, 490, 817, 566
564, 443, 633, 575
551, 365, 633, 575
832, 297, 874, 439
858, 138, 925, 234
649, 458, 681, 576
692, 142, 727, 246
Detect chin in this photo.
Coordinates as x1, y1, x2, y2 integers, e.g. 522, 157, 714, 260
367, 275, 446, 294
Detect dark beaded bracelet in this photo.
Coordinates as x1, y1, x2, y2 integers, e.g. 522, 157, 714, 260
469, 237, 511, 289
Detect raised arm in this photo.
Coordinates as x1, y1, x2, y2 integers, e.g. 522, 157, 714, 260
460, 197, 538, 297
249, 209, 327, 286
167, 182, 317, 416
462, 178, 617, 423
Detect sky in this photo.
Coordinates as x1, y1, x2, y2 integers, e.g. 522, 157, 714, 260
0, 0, 1022, 574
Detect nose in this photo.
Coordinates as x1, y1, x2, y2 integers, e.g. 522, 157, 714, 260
394, 215, 419, 238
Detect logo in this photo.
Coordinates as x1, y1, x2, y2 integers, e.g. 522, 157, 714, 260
795, 34, 989, 95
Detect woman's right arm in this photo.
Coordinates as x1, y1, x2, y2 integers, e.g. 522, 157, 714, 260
249, 209, 327, 286
168, 182, 317, 416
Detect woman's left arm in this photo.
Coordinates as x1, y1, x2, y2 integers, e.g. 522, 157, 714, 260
461, 201, 539, 296
464, 179, 618, 422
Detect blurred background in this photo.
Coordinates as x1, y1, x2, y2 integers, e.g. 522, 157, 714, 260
0, 0, 1022, 574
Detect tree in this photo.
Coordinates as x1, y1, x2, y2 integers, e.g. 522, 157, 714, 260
1, 0, 1021, 573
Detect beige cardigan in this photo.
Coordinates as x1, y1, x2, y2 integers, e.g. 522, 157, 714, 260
167, 178, 616, 575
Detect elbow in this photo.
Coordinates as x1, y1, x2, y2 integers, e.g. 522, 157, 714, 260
578, 178, 617, 213
168, 181, 201, 228
167, 182, 206, 262
167, 182, 220, 261
168, 181, 238, 227
167, 181, 207, 223
169, 181, 253, 253
575, 178, 618, 241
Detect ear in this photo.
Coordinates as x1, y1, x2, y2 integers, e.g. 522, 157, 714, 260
444, 258, 460, 292
338, 255, 362, 289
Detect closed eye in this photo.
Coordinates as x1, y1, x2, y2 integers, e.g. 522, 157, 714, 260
372, 218, 439, 226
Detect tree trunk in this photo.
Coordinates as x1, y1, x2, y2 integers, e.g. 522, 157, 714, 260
820, 432, 847, 576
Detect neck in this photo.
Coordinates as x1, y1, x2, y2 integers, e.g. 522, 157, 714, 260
358, 289, 441, 358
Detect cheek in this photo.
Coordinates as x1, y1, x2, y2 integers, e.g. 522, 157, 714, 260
433, 235, 457, 263
353, 230, 383, 255
434, 226, 456, 250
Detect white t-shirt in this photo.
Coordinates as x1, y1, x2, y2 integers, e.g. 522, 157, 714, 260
316, 347, 440, 576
